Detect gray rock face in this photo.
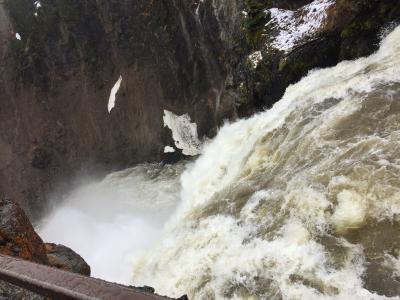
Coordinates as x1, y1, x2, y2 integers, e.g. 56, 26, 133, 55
0, 0, 242, 218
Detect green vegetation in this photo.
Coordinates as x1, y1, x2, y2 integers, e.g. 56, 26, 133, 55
243, 0, 270, 47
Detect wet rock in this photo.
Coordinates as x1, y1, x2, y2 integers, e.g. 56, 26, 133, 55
135, 286, 155, 293
0, 197, 48, 299
131, 285, 188, 300
0, 197, 48, 264
162, 147, 184, 165
0, 197, 91, 299
45, 243, 91, 276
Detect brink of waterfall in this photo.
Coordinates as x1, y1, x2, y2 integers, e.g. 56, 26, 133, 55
40, 26, 400, 299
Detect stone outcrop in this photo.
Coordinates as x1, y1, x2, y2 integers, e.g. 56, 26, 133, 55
0, 197, 48, 264
0, 197, 91, 299
0, 0, 241, 218
0, 197, 91, 271
44, 243, 91, 276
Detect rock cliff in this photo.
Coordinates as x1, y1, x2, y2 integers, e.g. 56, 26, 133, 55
0, 0, 240, 218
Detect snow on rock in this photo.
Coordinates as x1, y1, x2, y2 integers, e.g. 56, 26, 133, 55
163, 110, 202, 156
248, 51, 263, 69
265, 0, 334, 53
34, 1, 41, 16
164, 146, 176, 153
108, 75, 122, 113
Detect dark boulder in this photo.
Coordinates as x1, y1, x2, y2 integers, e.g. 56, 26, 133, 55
45, 243, 91, 276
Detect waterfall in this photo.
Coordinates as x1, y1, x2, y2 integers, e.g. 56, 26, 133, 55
133, 26, 400, 299
38, 162, 186, 284
40, 26, 400, 299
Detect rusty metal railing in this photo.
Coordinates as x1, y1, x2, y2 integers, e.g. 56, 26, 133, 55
0, 255, 171, 300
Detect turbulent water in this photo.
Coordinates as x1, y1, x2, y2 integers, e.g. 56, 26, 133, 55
40, 27, 400, 299
38, 163, 186, 284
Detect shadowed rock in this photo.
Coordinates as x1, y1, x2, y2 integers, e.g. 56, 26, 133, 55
45, 243, 91, 276
0, 197, 48, 264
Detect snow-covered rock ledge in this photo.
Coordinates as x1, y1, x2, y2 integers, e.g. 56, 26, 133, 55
265, 0, 334, 53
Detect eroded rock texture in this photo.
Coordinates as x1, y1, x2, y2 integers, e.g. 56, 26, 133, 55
0, 197, 90, 299
0, 0, 242, 218
0, 197, 48, 264
0, 196, 45, 299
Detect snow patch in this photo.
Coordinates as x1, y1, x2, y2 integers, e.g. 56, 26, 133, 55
248, 51, 263, 69
34, 1, 41, 16
164, 146, 176, 153
108, 75, 122, 113
15, 33, 21, 40
163, 110, 202, 156
266, 0, 334, 52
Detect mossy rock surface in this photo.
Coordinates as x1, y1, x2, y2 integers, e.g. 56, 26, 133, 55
236, 0, 400, 117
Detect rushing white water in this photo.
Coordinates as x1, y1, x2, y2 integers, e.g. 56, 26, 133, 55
40, 27, 400, 299
38, 163, 186, 284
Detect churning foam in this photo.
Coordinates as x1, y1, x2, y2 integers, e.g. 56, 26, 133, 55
38, 163, 186, 284
132, 26, 400, 299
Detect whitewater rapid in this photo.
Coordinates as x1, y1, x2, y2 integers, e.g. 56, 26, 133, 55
40, 26, 400, 299
38, 163, 186, 284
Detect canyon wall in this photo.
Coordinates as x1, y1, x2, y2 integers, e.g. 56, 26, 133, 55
0, 0, 241, 218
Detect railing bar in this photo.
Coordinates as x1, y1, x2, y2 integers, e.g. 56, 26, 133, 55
0, 268, 96, 300
0, 255, 170, 300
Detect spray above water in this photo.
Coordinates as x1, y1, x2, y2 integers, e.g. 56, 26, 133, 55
38, 162, 186, 284
40, 26, 400, 299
